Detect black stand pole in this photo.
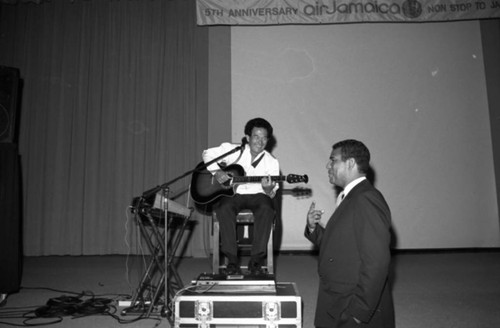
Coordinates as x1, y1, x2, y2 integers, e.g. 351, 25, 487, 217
125, 145, 242, 323
140, 144, 243, 200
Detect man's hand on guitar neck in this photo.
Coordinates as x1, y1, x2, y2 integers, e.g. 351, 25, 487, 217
262, 175, 277, 199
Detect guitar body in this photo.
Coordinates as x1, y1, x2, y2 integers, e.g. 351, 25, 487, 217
190, 162, 245, 204
190, 161, 308, 204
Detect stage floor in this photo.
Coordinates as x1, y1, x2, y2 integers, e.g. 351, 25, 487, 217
1, 251, 500, 328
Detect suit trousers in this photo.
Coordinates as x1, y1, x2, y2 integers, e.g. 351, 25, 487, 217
215, 193, 274, 264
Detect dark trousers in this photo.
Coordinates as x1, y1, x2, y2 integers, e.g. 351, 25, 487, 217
215, 193, 274, 265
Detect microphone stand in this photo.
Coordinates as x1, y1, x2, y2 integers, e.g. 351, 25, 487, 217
139, 144, 243, 200
130, 144, 243, 321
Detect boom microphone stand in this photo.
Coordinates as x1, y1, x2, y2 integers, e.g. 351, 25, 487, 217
141, 143, 244, 200
127, 144, 243, 324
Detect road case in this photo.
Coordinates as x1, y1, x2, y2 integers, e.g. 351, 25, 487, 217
173, 281, 301, 328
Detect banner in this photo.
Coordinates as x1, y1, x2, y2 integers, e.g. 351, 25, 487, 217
196, 0, 500, 25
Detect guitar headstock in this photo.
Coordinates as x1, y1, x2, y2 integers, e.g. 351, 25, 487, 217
282, 187, 312, 198
286, 174, 308, 184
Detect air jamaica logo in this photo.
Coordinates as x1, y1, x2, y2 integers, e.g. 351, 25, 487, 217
402, 0, 423, 18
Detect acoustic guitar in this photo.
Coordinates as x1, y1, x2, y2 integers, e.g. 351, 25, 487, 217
190, 162, 308, 204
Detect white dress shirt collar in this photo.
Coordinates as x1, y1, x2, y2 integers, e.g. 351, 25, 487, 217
342, 176, 366, 198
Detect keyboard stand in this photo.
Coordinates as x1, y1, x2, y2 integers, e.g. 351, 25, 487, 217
122, 190, 193, 325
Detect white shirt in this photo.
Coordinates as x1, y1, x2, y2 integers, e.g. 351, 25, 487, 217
340, 176, 367, 200
202, 142, 280, 195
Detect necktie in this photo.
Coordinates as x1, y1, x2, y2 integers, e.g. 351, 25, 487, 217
336, 191, 345, 207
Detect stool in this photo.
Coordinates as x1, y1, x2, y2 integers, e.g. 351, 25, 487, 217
213, 209, 274, 274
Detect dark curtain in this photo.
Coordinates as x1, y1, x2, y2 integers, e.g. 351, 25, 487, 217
0, 0, 209, 256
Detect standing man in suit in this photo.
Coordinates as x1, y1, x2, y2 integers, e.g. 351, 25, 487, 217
305, 139, 394, 328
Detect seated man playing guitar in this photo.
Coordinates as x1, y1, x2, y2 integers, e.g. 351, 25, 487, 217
201, 118, 279, 275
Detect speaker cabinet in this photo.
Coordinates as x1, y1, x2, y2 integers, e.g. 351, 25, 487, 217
0, 143, 22, 294
0, 66, 20, 143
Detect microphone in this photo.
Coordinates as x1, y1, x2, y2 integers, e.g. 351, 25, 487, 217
240, 136, 247, 148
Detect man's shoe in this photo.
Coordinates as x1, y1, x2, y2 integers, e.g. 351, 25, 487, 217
226, 263, 241, 275
248, 260, 265, 276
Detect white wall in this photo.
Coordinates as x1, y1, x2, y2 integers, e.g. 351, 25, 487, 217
230, 20, 500, 250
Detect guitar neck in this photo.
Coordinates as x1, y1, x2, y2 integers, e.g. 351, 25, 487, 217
232, 176, 286, 184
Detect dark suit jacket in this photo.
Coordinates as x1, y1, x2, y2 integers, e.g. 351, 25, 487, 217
305, 179, 394, 328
